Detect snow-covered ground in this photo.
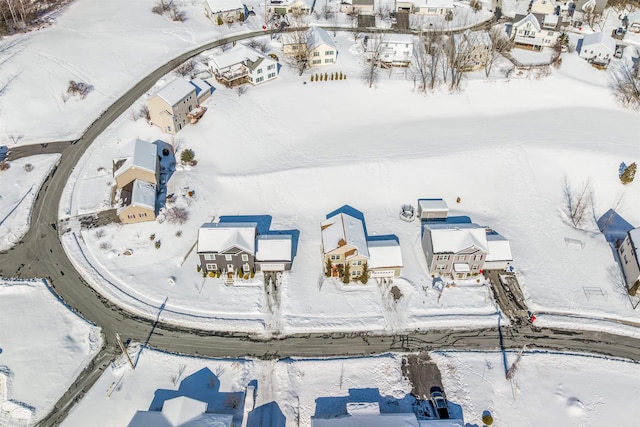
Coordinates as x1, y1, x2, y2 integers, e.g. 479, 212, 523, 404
0, 279, 102, 425
55, 21, 640, 337
0, 154, 60, 252
433, 350, 640, 426
62, 347, 640, 427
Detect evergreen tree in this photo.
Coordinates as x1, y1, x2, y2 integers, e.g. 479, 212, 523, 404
343, 263, 351, 284
325, 258, 333, 277
621, 162, 637, 185
359, 262, 370, 284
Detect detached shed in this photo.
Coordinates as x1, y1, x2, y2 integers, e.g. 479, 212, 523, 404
418, 198, 449, 221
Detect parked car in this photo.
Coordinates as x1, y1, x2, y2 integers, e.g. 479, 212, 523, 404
430, 387, 450, 420
0, 146, 8, 162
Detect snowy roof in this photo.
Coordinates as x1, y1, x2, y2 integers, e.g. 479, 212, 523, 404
127, 396, 232, 427
513, 14, 542, 32
197, 222, 257, 254
342, 0, 375, 5
628, 11, 640, 22
418, 198, 448, 212
130, 180, 156, 211
544, 14, 558, 27
308, 27, 337, 51
424, 223, 489, 254
114, 139, 157, 179
256, 234, 292, 262
415, 0, 454, 8
205, 0, 244, 13
418, 419, 465, 427
368, 239, 403, 269
312, 413, 420, 427
209, 44, 274, 71
321, 212, 369, 258
153, 78, 196, 106
486, 233, 513, 262
190, 78, 214, 97
581, 0, 596, 11
580, 32, 616, 53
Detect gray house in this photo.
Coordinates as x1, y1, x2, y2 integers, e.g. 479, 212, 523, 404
421, 223, 489, 279
197, 222, 257, 279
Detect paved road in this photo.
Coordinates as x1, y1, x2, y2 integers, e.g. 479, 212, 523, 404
0, 21, 633, 427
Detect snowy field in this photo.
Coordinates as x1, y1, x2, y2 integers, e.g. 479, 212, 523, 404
0, 0, 491, 146
433, 350, 640, 426
0, 154, 60, 252
62, 347, 640, 427
0, 279, 102, 425
56, 20, 640, 338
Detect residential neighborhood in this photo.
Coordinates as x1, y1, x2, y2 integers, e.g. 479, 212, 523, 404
1, 0, 640, 426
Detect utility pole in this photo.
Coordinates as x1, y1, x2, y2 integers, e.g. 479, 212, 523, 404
116, 333, 135, 370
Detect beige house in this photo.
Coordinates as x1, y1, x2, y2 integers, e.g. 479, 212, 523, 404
282, 27, 338, 67
113, 139, 159, 224
204, 0, 245, 25
268, 0, 313, 15
340, 0, 375, 15
618, 228, 640, 295
147, 78, 199, 134
530, 0, 556, 15
447, 30, 491, 71
368, 239, 403, 282
321, 212, 370, 280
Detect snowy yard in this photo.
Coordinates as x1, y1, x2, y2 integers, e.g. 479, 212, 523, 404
0, 154, 60, 252
0, 279, 101, 425
61, 347, 640, 427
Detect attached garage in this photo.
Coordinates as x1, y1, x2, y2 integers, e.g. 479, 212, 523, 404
259, 263, 285, 272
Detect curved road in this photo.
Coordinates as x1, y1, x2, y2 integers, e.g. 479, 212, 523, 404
0, 23, 635, 427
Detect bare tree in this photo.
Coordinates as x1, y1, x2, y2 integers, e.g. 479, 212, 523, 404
610, 51, 640, 110
563, 175, 593, 228
412, 32, 443, 93
175, 59, 196, 77
284, 13, 310, 75
362, 33, 385, 88
247, 38, 269, 53
445, 32, 473, 91
485, 27, 512, 78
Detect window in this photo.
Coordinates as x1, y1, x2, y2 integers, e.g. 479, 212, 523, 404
352, 260, 362, 266
225, 254, 233, 261
257, 68, 263, 74
471, 265, 479, 271
243, 264, 250, 272
324, 58, 334, 64
325, 50, 334, 56
241, 254, 249, 262
267, 64, 275, 70
268, 72, 276, 79
457, 255, 466, 261
127, 214, 135, 219
167, 126, 171, 132
436, 264, 447, 270
206, 263, 217, 271
436, 255, 450, 261
292, 45, 298, 50
312, 59, 321, 64
548, 31, 554, 36
313, 51, 320, 57
256, 76, 264, 83
139, 213, 147, 218
204, 254, 216, 261
351, 270, 360, 276
624, 255, 628, 264
330, 255, 340, 260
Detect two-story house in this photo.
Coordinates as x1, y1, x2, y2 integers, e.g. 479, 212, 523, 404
530, 0, 556, 15
321, 212, 370, 279
204, 0, 245, 25
421, 223, 489, 279
209, 43, 279, 87
509, 13, 562, 51
617, 228, 640, 295
446, 30, 491, 72
283, 27, 338, 67
197, 222, 258, 280
112, 139, 159, 224
268, 0, 314, 15
395, 0, 454, 15
365, 34, 414, 67
147, 77, 214, 134
340, 0, 375, 15
577, 31, 616, 67
255, 234, 294, 272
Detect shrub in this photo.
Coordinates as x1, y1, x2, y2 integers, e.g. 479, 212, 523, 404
209, 271, 215, 278
216, 270, 221, 278
67, 80, 94, 99
155, 240, 161, 249
197, 264, 201, 272
180, 149, 195, 164
175, 60, 196, 77
99, 241, 112, 251
165, 207, 189, 225
175, 230, 183, 237
620, 162, 637, 185
150, 233, 156, 240
342, 263, 350, 284
325, 258, 333, 277
456, 197, 461, 203
310, 75, 315, 82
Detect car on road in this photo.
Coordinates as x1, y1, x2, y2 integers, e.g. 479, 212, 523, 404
430, 387, 450, 419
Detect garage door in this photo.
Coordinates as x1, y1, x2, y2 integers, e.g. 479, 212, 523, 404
260, 263, 285, 272
371, 270, 394, 277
